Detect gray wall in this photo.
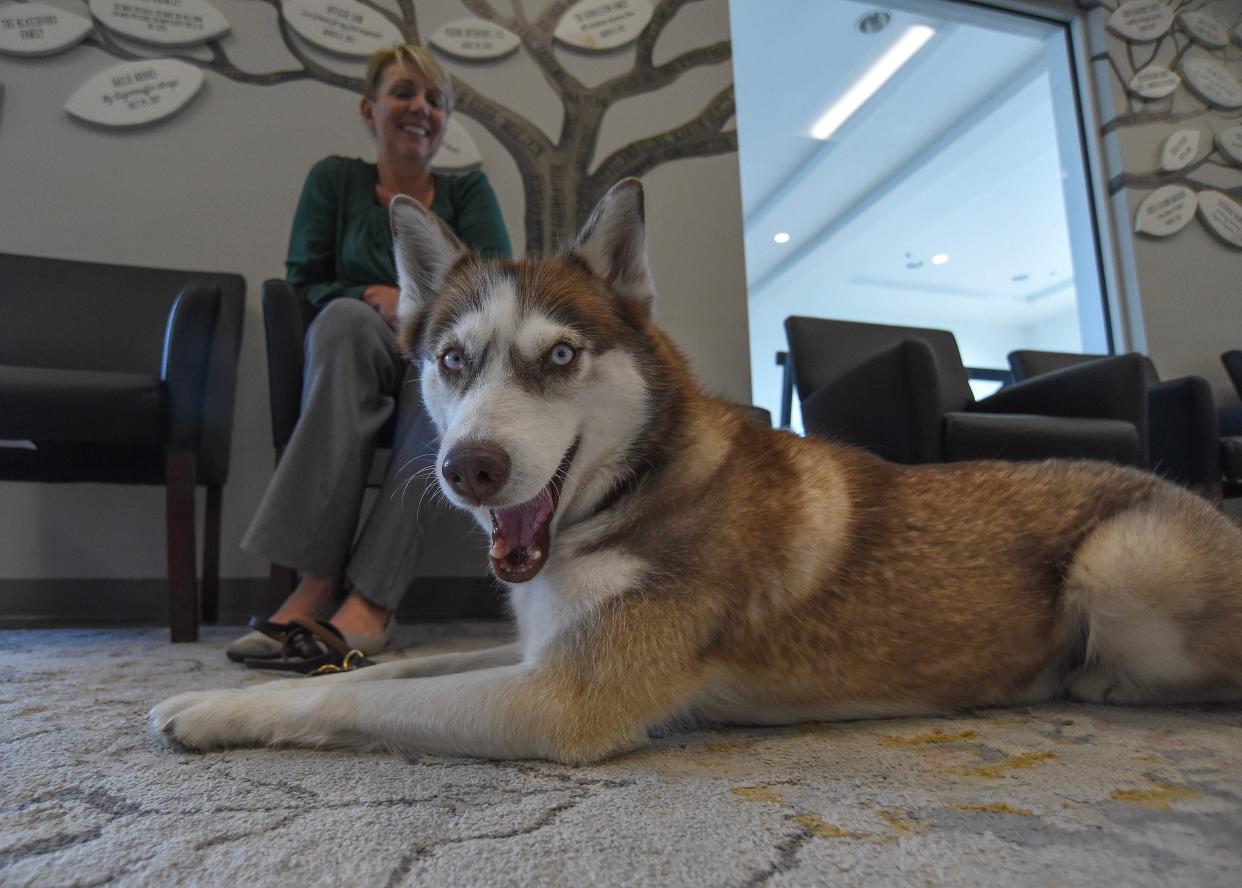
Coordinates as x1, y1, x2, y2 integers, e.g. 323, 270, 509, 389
0, 0, 748, 582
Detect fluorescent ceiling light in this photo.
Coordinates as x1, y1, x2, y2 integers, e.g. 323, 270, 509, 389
810, 25, 936, 141
931, 253, 949, 265
774, 232, 791, 244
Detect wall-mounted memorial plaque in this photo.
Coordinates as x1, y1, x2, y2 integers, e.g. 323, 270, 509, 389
88, 0, 229, 48
430, 116, 482, 171
1178, 11, 1229, 48
1197, 190, 1242, 248
1216, 125, 1242, 167
1160, 129, 1200, 171
429, 17, 519, 60
555, 0, 654, 52
1107, 0, 1173, 43
1180, 58, 1242, 109
1128, 65, 1179, 99
64, 58, 204, 127
0, 3, 93, 57
282, 0, 402, 58
1134, 184, 1197, 237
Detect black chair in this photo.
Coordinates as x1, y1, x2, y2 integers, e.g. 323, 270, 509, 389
1010, 350, 1222, 499
782, 317, 1145, 467
1219, 351, 1242, 495
0, 252, 245, 641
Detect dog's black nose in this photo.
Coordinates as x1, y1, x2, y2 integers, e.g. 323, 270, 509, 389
442, 442, 511, 503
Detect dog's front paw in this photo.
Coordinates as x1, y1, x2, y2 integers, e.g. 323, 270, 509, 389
148, 689, 264, 751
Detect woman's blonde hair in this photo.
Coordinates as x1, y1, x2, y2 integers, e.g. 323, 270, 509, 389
363, 44, 454, 113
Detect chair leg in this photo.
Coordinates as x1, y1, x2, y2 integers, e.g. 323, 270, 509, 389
165, 450, 198, 643
201, 484, 222, 624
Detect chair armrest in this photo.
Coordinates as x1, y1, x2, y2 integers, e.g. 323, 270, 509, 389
262, 279, 316, 449
801, 338, 943, 463
160, 284, 220, 449
1148, 375, 1221, 497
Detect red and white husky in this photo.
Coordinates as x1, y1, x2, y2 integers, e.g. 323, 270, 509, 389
151, 180, 1242, 764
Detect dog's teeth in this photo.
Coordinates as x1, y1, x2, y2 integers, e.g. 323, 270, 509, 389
531, 548, 542, 560
490, 541, 507, 559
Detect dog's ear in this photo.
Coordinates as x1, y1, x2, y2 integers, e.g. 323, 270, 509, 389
390, 194, 466, 327
572, 178, 656, 316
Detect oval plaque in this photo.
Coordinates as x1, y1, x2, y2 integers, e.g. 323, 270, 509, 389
282, 0, 402, 58
1197, 191, 1242, 248
555, 0, 654, 51
1215, 125, 1242, 167
429, 17, 519, 60
1107, 0, 1173, 43
1134, 185, 1197, 237
1178, 11, 1228, 48
88, 0, 229, 48
1180, 58, 1242, 109
0, 3, 93, 57
1160, 129, 1199, 171
1128, 65, 1179, 99
430, 117, 482, 171
64, 58, 204, 127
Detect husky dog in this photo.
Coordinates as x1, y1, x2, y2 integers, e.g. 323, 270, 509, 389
150, 180, 1242, 764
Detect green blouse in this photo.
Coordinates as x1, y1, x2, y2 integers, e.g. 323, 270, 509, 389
286, 155, 513, 307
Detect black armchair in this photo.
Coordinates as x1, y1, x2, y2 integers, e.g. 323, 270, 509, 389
0, 252, 244, 641
1218, 351, 1242, 495
1009, 350, 1222, 499
783, 317, 1144, 467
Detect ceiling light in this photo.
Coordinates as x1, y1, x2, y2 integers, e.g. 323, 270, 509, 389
931, 253, 949, 265
810, 25, 936, 141
773, 232, 791, 244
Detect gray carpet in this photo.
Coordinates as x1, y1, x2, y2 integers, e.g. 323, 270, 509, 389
3, 625, 1241, 887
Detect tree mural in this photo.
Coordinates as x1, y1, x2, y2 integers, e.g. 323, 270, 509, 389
1083, 0, 1242, 246
1, 0, 737, 253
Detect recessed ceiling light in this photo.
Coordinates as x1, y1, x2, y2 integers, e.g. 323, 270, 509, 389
931, 253, 949, 265
1012, 273, 1029, 282
774, 232, 791, 244
856, 11, 891, 34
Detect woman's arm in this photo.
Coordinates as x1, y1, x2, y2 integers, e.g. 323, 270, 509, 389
286, 157, 370, 307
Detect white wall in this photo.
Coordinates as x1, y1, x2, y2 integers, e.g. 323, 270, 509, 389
0, 0, 748, 581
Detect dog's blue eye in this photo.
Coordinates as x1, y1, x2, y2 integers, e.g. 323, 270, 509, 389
441, 348, 465, 371
549, 343, 576, 367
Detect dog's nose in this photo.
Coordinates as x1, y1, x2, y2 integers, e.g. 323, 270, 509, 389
442, 442, 511, 503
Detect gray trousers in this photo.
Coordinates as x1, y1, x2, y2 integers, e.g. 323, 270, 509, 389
241, 299, 486, 610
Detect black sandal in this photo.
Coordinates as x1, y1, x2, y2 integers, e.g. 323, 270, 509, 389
243, 618, 376, 675
225, 617, 297, 663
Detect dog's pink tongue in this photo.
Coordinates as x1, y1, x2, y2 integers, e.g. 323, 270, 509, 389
490, 488, 555, 558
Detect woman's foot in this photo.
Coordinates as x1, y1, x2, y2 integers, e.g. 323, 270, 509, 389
327, 592, 396, 653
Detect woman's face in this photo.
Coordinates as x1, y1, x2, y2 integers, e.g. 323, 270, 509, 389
362, 59, 448, 167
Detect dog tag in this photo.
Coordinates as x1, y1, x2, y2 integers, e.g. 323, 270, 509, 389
1178, 11, 1228, 48
1215, 126, 1242, 167
89, 0, 229, 48
0, 3, 93, 57
430, 17, 520, 60
430, 117, 483, 171
1108, 0, 1173, 43
64, 58, 204, 127
281, 0, 402, 58
1134, 185, 1196, 237
1128, 66, 1179, 100
1197, 191, 1242, 249
1160, 129, 1199, 171
1180, 58, 1242, 109
555, 0, 654, 51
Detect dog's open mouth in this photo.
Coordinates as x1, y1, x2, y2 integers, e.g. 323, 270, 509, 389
488, 440, 578, 583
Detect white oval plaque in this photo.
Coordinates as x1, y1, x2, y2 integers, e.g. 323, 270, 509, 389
1134, 185, 1197, 237
1215, 125, 1242, 167
430, 117, 482, 171
1160, 129, 1200, 171
64, 58, 204, 127
1197, 191, 1242, 248
282, 0, 402, 58
1180, 58, 1242, 109
1128, 65, 1179, 99
1107, 0, 1173, 43
1178, 11, 1228, 48
555, 0, 654, 51
429, 17, 519, 60
89, 0, 229, 48
0, 3, 93, 57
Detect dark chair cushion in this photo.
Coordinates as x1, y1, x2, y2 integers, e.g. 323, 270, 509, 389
944, 412, 1142, 465
0, 365, 162, 446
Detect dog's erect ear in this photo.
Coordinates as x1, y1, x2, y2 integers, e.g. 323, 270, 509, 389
572, 178, 656, 315
390, 194, 466, 327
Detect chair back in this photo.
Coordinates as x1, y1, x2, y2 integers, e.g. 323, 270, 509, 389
1222, 350, 1242, 399
1010, 350, 1159, 386
784, 316, 975, 413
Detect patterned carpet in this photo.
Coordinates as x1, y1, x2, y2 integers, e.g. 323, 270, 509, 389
3, 625, 1241, 886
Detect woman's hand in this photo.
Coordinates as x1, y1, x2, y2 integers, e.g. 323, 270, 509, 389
362, 284, 400, 328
